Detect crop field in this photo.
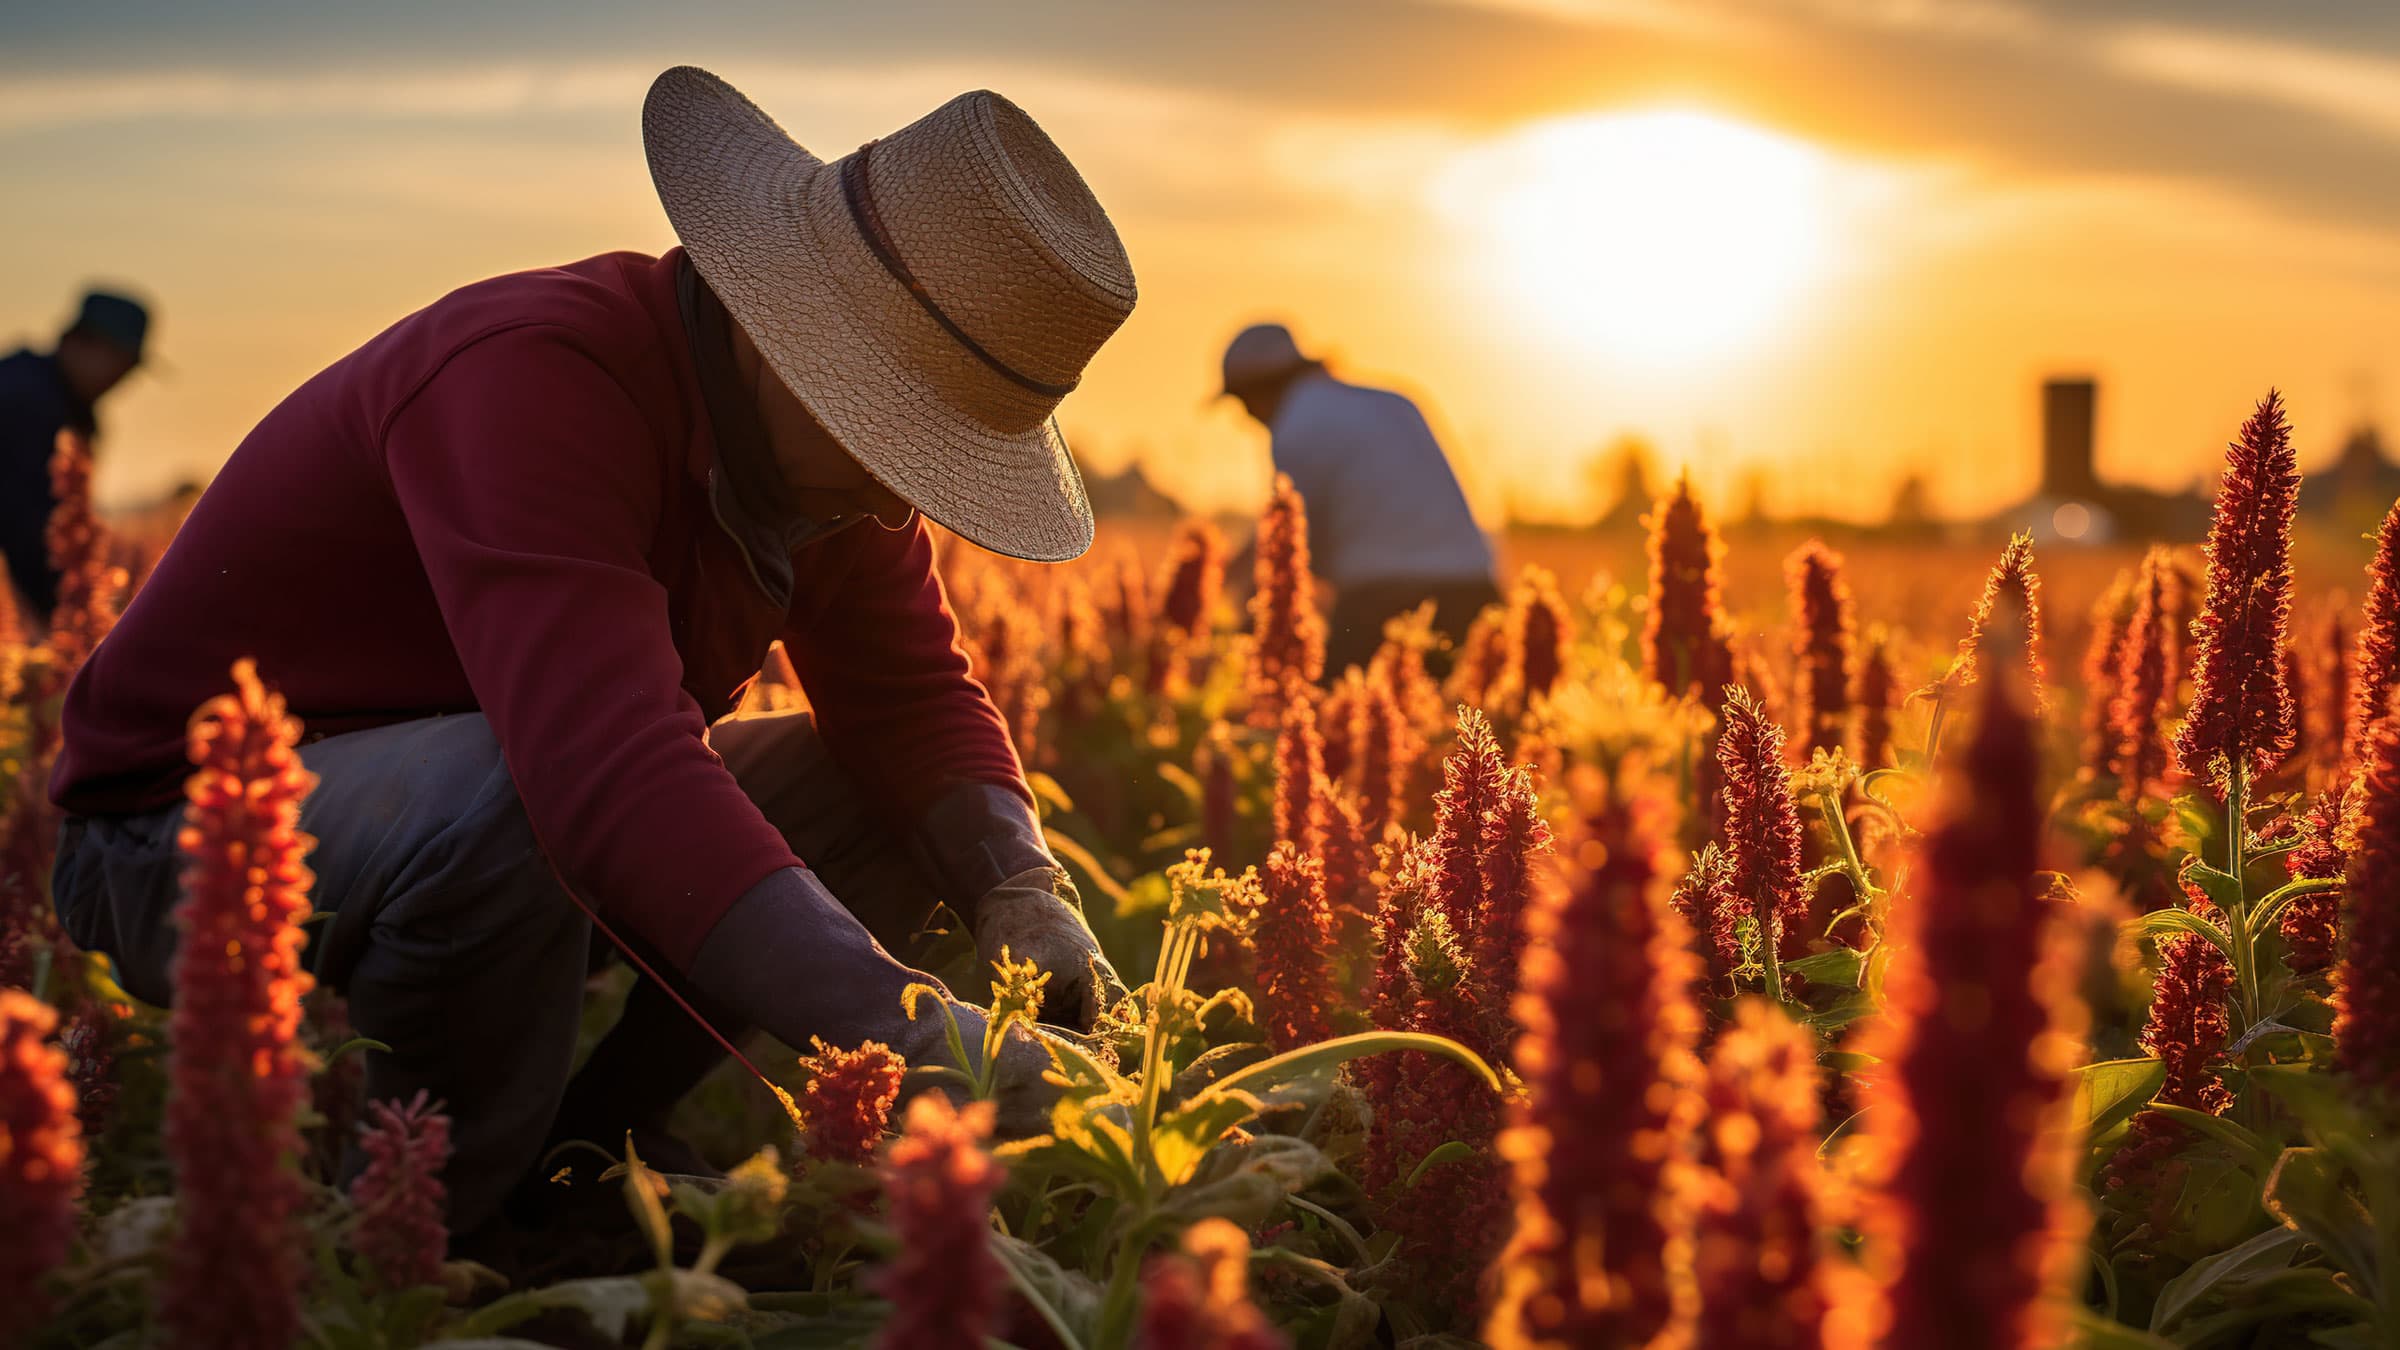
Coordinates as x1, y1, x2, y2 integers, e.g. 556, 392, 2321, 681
4, 388, 2399, 1349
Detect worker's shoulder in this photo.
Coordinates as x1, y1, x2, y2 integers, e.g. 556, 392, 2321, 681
400, 251, 672, 365
0, 348, 59, 404
1284, 375, 1431, 438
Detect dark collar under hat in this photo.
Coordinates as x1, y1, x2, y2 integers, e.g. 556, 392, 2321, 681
675, 254, 857, 608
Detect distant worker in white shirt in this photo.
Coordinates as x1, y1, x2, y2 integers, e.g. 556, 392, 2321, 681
1220, 321, 1500, 678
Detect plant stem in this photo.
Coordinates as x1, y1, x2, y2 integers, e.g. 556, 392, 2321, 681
1758, 884, 1787, 1003
2225, 762, 2262, 1032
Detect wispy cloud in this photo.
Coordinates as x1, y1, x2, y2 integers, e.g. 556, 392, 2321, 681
2099, 23, 2400, 146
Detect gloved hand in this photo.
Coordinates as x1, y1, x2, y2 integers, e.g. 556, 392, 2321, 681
686, 866, 1065, 1139
972, 867, 1128, 1033
917, 783, 1130, 1033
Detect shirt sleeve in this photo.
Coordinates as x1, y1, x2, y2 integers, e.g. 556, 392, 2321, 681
780, 519, 1028, 826
382, 324, 801, 969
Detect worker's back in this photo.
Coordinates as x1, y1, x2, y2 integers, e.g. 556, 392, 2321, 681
1269, 371, 1493, 590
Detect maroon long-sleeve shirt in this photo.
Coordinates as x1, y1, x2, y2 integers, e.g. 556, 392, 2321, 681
52, 249, 1024, 968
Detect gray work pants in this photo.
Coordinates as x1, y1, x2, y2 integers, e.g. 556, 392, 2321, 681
51, 707, 941, 1235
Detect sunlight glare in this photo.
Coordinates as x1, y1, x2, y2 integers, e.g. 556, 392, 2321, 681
1435, 108, 1841, 363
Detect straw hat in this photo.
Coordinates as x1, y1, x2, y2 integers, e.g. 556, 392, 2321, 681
643, 66, 1136, 562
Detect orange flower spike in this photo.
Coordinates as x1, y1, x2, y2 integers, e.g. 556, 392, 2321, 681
162, 659, 321, 1350
0, 990, 82, 1345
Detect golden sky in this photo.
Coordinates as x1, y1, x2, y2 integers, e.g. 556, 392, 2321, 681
4, 0, 2397, 524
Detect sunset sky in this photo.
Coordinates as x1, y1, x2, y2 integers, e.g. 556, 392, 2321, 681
4, 0, 2397, 524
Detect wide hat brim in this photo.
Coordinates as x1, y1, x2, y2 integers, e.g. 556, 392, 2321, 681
643, 69, 1096, 563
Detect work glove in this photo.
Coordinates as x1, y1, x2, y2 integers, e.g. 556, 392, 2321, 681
686, 866, 1063, 1139
917, 783, 1130, 1034
971, 867, 1128, 1033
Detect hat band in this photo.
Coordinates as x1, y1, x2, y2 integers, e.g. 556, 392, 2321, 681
838, 140, 1078, 401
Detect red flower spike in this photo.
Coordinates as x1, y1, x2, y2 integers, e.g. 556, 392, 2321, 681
1320, 668, 1364, 789
2336, 690, 2400, 1096
1951, 532, 2047, 710
163, 659, 321, 1350
0, 990, 82, 1346
1198, 721, 1239, 859
2284, 783, 2349, 975
1431, 708, 1509, 943
1248, 475, 1324, 720
1717, 687, 1807, 970
1502, 566, 1569, 717
798, 1036, 908, 1167
1856, 631, 1899, 772
873, 1095, 1007, 1350
2113, 548, 2182, 804
1844, 662, 2088, 1350
1352, 665, 1419, 834
1488, 784, 1702, 1349
2324, 611, 2352, 779
1450, 604, 1509, 712
2081, 569, 2139, 779
2349, 498, 2400, 765
1137, 1217, 1288, 1350
1272, 678, 1329, 859
2175, 391, 2301, 788
1670, 843, 1743, 979
1360, 837, 1510, 1320
1691, 999, 1833, 1350
1321, 789, 1379, 978
1157, 519, 1226, 640
1472, 763, 1552, 1060
1246, 843, 1337, 1050
1787, 539, 1856, 755
42, 429, 121, 686
1644, 470, 1735, 701
350, 1091, 452, 1293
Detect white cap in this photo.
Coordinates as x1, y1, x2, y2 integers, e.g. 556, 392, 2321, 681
1219, 322, 1308, 395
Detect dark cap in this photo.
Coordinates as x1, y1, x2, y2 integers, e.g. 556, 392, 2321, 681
69, 290, 150, 364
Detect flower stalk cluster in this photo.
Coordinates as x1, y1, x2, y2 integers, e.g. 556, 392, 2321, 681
1787, 540, 1855, 755
2175, 391, 2301, 791
1488, 785, 1700, 1349
163, 659, 321, 1350
0, 989, 82, 1346
1842, 661, 2086, 1350
873, 1094, 1008, 1350
1248, 475, 1324, 719
350, 1091, 453, 1293
797, 1036, 908, 1166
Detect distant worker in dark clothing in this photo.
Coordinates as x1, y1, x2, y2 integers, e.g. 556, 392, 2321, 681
0, 290, 150, 621
1220, 321, 1498, 677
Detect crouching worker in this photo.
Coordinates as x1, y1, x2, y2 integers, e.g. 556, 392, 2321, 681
46, 67, 1136, 1245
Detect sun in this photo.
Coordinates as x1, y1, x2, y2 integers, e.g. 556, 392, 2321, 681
1435, 108, 1841, 363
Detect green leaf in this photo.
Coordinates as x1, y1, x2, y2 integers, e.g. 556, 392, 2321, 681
2125, 908, 2235, 961
1153, 1136, 1332, 1233
1784, 947, 1865, 988
1193, 1031, 1501, 1107
2148, 1225, 2305, 1332
1045, 829, 1131, 915
2182, 862, 2246, 916
2264, 1147, 2381, 1282
2071, 1058, 2169, 1139
992, 1234, 1100, 1350
2066, 1311, 2181, 1349
324, 1035, 390, 1064
2247, 1063, 2365, 1139
1405, 1140, 1480, 1190
1150, 1091, 1264, 1187
620, 1137, 674, 1269
2149, 1103, 2279, 1175
1026, 771, 1076, 816
2250, 877, 2343, 938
